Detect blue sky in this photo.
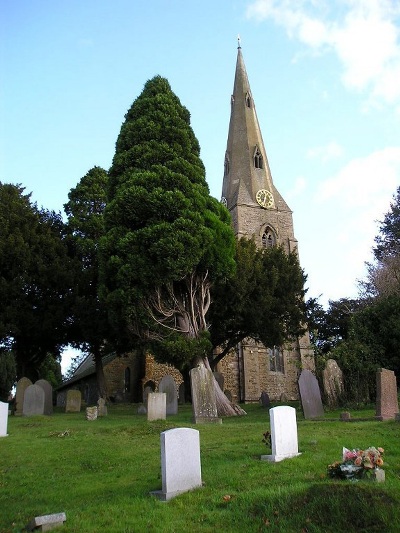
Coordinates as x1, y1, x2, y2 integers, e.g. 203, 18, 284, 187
2, 1, 400, 369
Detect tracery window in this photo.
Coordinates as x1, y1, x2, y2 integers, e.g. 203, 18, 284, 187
245, 92, 252, 108
262, 227, 276, 248
254, 146, 263, 169
269, 346, 284, 373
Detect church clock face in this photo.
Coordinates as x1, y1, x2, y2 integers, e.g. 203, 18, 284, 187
256, 189, 274, 209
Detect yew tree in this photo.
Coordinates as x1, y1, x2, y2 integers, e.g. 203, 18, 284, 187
100, 76, 237, 414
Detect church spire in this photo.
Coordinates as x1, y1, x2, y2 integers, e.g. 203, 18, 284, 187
221, 45, 275, 220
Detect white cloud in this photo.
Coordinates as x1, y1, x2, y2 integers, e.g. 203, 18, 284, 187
246, 0, 400, 105
307, 141, 344, 161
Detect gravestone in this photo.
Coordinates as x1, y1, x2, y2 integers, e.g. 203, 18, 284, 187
151, 428, 202, 501
178, 382, 185, 405
260, 391, 270, 408
65, 390, 82, 413
147, 392, 166, 421
0, 401, 9, 437
137, 404, 147, 415
158, 375, 178, 415
298, 369, 324, 419
190, 365, 222, 424
322, 359, 344, 407
35, 379, 53, 415
143, 385, 154, 406
376, 368, 399, 420
15, 377, 32, 416
261, 406, 301, 462
86, 406, 98, 421
23, 384, 45, 416
26, 512, 66, 531
97, 397, 108, 416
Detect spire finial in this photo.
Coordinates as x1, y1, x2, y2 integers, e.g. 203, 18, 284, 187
237, 34, 241, 49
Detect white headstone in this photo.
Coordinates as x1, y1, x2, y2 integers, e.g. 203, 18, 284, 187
0, 401, 9, 437
261, 406, 301, 462
147, 392, 166, 421
151, 428, 202, 500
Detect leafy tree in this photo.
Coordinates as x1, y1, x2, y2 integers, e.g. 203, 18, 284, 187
0, 183, 74, 380
209, 238, 308, 368
37, 352, 63, 389
64, 166, 110, 399
373, 186, 400, 261
100, 76, 237, 414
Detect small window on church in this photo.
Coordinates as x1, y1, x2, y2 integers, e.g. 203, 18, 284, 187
254, 147, 263, 169
262, 227, 276, 248
124, 367, 131, 393
224, 153, 230, 176
269, 346, 284, 373
245, 92, 252, 108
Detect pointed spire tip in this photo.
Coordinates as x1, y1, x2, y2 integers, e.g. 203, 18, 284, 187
237, 34, 241, 49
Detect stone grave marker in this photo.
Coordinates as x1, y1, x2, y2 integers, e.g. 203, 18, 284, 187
26, 512, 66, 531
65, 390, 82, 413
376, 368, 399, 420
143, 385, 154, 406
151, 427, 202, 501
97, 397, 108, 416
147, 392, 166, 421
23, 384, 45, 416
322, 359, 344, 407
298, 369, 324, 419
86, 406, 98, 421
0, 401, 9, 437
260, 391, 270, 408
35, 379, 53, 415
261, 406, 301, 462
15, 377, 32, 416
190, 365, 222, 424
137, 404, 147, 415
158, 375, 178, 415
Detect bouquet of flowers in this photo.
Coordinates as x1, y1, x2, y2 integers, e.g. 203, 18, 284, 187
327, 446, 384, 480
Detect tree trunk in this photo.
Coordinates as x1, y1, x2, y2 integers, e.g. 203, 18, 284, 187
93, 346, 108, 401
202, 357, 246, 417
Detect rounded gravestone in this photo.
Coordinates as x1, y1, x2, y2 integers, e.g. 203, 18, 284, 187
35, 379, 53, 415
23, 384, 45, 416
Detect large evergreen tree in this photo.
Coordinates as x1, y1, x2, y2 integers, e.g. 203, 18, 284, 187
64, 166, 110, 399
0, 183, 73, 379
100, 76, 236, 414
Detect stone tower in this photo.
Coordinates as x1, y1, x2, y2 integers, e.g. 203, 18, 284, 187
217, 43, 315, 403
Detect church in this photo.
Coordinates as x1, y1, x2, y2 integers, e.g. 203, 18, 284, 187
57, 44, 314, 406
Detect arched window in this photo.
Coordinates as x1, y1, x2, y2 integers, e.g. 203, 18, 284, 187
124, 367, 131, 393
269, 346, 284, 373
262, 227, 276, 248
245, 92, 252, 108
254, 146, 263, 169
224, 153, 230, 177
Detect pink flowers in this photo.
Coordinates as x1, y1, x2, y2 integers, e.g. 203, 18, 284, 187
328, 446, 385, 480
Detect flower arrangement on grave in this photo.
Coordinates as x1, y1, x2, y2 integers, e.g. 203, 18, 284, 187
327, 446, 384, 480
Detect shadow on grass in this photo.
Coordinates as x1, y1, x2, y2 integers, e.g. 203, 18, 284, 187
248, 482, 399, 532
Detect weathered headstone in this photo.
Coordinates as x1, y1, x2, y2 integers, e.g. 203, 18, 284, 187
147, 392, 166, 421
143, 385, 154, 406
322, 359, 344, 407
26, 512, 66, 531
260, 391, 270, 408
23, 384, 45, 416
137, 404, 147, 415
14, 377, 32, 416
35, 379, 53, 415
298, 369, 324, 419
158, 375, 178, 415
340, 411, 351, 421
376, 368, 399, 420
151, 428, 202, 501
97, 398, 108, 417
86, 406, 98, 421
178, 382, 185, 405
190, 365, 222, 424
0, 401, 9, 437
261, 406, 301, 462
65, 390, 82, 413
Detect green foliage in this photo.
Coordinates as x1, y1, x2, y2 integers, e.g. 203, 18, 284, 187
0, 349, 16, 401
150, 330, 213, 370
209, 238, 307, 365
100, 76, 235, 357
0, 183, 75, 379
374, 185, 400, 260
37, 352, 63, 388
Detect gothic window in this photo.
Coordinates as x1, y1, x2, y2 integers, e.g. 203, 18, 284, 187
269, 346, 284, 373
224, 153, 230, 176
124, 367, 131, 393
245, 92, 252, 108
254, 146, 263, 169
262, 227, 276, 248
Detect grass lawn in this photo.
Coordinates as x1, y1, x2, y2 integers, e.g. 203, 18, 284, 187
1, 403, 399, 532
